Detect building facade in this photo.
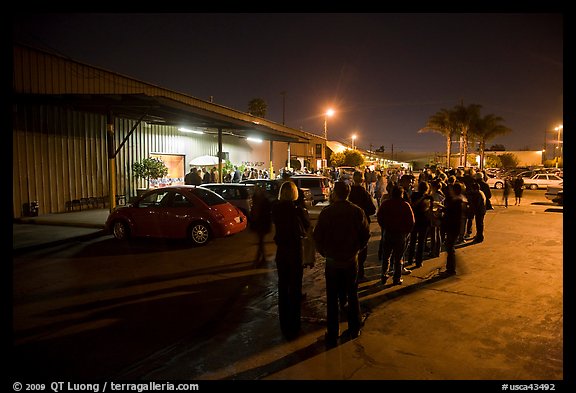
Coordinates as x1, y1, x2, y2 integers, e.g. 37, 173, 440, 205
12, 44, 324, 218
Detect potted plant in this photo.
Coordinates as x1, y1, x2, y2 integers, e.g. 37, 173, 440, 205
132, 157, 169, 194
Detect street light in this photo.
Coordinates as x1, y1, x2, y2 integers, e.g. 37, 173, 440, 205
554, 124, 563, 168
323, 108, 335, 140
352, 134, 357, 149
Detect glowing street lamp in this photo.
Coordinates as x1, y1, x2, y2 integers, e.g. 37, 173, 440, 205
352, 134, 357, 149
554, 124, 563, 168
323, 108, 335, 140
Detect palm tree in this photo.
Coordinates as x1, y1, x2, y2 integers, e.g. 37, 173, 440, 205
471, 114, 512, 170
419, 108, 459, 168
453, 103, 482, 166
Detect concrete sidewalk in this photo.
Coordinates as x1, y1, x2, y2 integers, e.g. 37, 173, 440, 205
12, 209, 109, 252
10, 194, 566, 382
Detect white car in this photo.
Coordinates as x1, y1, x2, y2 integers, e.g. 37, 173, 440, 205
485, 174, 505, 189
523, 174, 563, 190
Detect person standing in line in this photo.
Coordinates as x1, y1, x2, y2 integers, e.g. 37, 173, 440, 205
513, 175, 525, 205
271, 181, 310, 340
202, 167, 211, 184
377, 185, 415, 286
348, 171, 376, 281
313, 181, 370, 348
374, 171, 387, 207
441, 182, 466, 276
406, 181, 433, 269
502, 176, 512, 208
250, 186, 273, 266
185, 167, 202, 186
232, 166, 242, 183
465, 181, 487, 243
428, 180, 445, 258
210, 166, 219, 183
476, 172, 493, 210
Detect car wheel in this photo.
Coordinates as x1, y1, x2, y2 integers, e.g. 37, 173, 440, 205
529, 184, 538, 190
189, 222, 211, 246
495, 182, 503, 189
112, 220, 130, 240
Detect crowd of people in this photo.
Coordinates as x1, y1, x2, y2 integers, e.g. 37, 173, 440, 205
252, 165, 500, 348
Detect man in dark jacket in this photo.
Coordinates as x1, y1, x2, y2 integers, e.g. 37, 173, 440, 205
184, 167, 202, 186
377, 185, 415, 285
314, 181, 370, 348
442, 182, 466, 275
475, 172, 493, 210
348, 171, 376, 280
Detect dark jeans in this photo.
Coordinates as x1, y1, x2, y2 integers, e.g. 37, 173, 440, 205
276, 258, 304, 338
445, 230, 459, 273
406, 225, 428, 266
430, 224, 442, 257
466, 210, 485, 241
380, 230, 408, 282
357, 245, 368, 278
325, 263, 361, 340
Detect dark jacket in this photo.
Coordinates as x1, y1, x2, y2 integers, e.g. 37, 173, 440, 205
185, 171, 202, 186
271, 200, 310, 248
442, 194, 466, 234
377, 196, 415, 234
313, 200, 370, 266
348, 184, 376, 223
409, 191, 433, 228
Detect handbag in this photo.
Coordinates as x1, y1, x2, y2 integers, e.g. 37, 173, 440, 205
301, 225, 316, 267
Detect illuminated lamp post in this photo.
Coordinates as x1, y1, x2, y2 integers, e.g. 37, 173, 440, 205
554, 124, 563, 168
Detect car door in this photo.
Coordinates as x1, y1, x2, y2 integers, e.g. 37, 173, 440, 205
159, 190, 199, 238
130, 189, 171, 237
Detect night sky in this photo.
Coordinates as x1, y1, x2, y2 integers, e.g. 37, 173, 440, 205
12, 13, 563, 153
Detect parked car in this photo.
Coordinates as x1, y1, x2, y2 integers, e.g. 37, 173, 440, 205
485, 173, 506, 189
552, 190, 563, 206
289, 174, 332, 205
523, 173, 563, 190
105, 185, 247, 246
200, 183, 255, 217
545, 182, 563, 205
240, 178, 314, 208
337, 166, 357, 184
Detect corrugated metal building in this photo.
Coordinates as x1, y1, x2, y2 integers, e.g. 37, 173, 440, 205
12, 44, 325, 218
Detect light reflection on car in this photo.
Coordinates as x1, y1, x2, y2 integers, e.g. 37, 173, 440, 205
105, 185, 247, 246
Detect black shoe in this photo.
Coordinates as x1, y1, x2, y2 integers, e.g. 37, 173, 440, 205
381, 275, 388, 285
440, 270, 456, 277
344, 329, 361, 340
324, 333, 338, 349
414, 263, 422, 269
392, 278, 403, 285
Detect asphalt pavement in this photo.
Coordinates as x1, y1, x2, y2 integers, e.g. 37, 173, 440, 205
10, 190, 569, 385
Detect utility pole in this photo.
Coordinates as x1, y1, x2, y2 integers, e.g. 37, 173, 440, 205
280, 91, 286, 125
543, 128, 547, 163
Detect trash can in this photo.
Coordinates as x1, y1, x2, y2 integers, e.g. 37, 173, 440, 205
22, 201, 39, 217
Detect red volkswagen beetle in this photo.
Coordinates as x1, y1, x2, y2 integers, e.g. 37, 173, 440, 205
105, 185, 247, 246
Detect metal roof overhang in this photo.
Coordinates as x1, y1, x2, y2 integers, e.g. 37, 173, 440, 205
13, 93, 309, 143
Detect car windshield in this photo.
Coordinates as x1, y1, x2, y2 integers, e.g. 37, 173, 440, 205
192, 187, 228, 206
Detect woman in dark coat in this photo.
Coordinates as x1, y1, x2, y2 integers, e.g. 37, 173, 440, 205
271, 181, 310, 339
513, 175, 525, 205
